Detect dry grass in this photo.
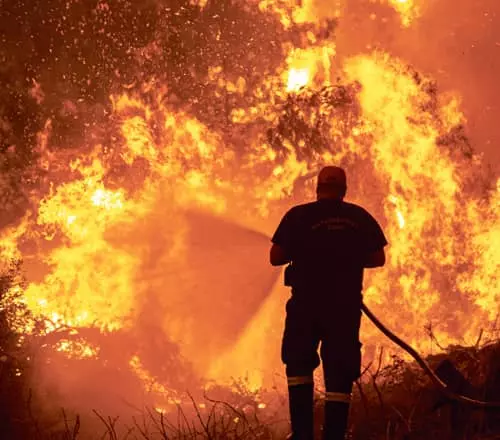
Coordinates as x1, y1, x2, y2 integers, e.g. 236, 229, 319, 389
7, 341, 500, 440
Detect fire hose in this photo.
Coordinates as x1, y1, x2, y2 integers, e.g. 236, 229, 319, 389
360, 301, 500, 408
231, 221, 500, 408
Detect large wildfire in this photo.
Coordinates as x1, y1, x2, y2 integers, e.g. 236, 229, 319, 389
0, 0, 499, 420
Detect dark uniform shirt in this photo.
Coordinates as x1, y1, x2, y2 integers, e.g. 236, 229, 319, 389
272, 199, 387, 303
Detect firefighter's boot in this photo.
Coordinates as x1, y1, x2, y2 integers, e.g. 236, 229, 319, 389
322, 392, 351, 440
287, 376, 314, 440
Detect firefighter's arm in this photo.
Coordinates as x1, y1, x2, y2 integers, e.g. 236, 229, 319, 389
270, 243, 291, 266
364, 247, 386, 268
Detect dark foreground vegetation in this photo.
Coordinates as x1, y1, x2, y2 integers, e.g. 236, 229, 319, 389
2, 344, 500, 440
1, 265, 500, 440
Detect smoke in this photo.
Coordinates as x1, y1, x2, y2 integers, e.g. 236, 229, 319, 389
335, 0, 500, 172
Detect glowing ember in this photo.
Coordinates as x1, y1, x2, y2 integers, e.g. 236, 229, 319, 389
55, 340, 99, 359
90, 189, 124, 210
388, 0, 421, 27
287, 68, 310, 92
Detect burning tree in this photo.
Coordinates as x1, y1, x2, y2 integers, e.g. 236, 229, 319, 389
0, 0, 499, 438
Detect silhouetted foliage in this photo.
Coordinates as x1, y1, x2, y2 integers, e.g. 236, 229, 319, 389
266, 83, 363, 161
0, 262, 33, 439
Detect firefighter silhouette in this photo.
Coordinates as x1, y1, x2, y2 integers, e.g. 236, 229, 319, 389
270, 166, 387, 440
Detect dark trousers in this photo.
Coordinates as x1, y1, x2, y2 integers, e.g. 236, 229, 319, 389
282, 294, 362, 440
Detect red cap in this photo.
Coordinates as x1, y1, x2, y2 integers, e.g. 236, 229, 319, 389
317, 166, 347, 188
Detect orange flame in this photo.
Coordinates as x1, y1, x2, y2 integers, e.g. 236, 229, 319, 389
0, 3, 498, 399
388, 0, 421, 27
